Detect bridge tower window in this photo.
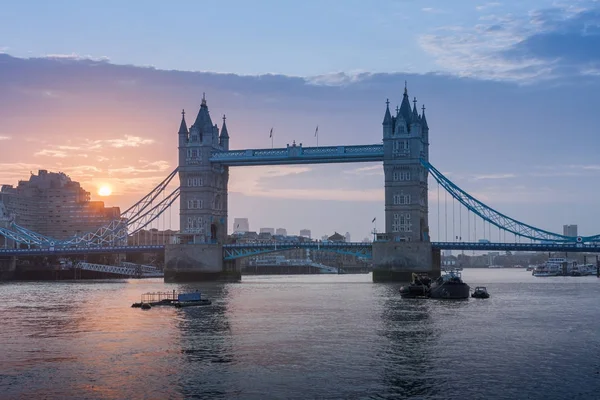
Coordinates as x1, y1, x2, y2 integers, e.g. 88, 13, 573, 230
392, 213, 412, 232
393, 194, 411, 205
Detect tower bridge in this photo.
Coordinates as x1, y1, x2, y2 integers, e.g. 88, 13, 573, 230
2, 85, 599, 281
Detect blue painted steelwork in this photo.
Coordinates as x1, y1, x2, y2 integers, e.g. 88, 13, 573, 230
210, 144, 384, 166
432, 242, 600, 253
2, 240, 599, 258
223, 242, 373, 260
0, 223, 56, 246
421, 159, 600, 243
0, 245, 165, 257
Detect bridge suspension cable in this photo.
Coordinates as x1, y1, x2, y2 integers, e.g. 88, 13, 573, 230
422, 159, 597, 243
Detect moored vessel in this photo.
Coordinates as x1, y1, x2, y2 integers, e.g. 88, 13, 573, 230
471, 286, 490, 299
399, 273, 432, 298
429, 269, 470, 299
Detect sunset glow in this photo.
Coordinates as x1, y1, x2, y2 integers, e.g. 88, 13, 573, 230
98, 185, 112, 197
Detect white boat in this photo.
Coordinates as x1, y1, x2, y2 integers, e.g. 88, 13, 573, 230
532, 258, 575, 277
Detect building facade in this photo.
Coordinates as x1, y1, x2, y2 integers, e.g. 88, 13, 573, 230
233, 218, 250, 233
299, 229, 311, 238
178, 96, 230, 244
563, 224, 578, 237
382, 84, 430, 242
275, 228, 287, 236
260, 227, 275, 235
0, 170, 120, 240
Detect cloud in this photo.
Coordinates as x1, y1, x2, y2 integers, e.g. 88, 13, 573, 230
476, 2, 502, 11
344, 165, 383, 176
34, 149, 68, 158
306, 71, 373, 86
101, 135, 155, 148
0, 162, 43, 184
227, 165, 384, 202
261, 166, 312, 177
0, 135, 11, 140
32, 135, 156, 158
44, 53, 110, 62
471, 173, 517, 180
107, 160, 171, 175
422, 7, 444, 14
419, 3, 600, 82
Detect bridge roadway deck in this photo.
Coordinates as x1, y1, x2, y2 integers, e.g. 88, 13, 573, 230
0, 245, 165, 257
2, 242, 600, 257
210, 144, 384, 166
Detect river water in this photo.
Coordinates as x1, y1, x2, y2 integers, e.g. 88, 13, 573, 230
1, 269, 599, 400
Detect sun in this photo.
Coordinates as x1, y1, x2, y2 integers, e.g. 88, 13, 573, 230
98, 185, 112, 196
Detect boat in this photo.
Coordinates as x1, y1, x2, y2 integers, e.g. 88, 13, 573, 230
471, 286, 490, 299
429, 269, 470, 299
175, 299, 212, 308
132, 290, 211, 309
532, 258, 574, 277
399, 273, 432, 298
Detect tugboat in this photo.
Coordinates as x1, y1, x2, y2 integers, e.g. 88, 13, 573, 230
471, 286, 490, 299
399, 273, 432, 298
429, 269, 470, 299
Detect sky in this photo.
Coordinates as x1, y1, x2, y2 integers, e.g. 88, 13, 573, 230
1, 0, 600, 241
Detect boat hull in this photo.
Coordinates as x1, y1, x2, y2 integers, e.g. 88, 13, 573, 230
429, 283, 470, 299
399, 284, 429, 298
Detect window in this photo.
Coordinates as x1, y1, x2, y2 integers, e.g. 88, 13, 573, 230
186, 177, 203, 187
392, 213, 412, 232
393, 140, 409, 157
187, 199, 203, 209
393, 170, 411, 181
393, 194, 411, 205
186, 147, 202, 164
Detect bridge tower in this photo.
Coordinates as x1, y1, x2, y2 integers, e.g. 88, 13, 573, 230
165, 95, 238, 282
373, 84, 439, 281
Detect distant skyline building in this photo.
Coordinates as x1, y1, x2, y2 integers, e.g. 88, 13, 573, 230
233, 217, 250, 233
260, 227, 275, 235
563, 224, 578, 237
299, 229, 311, 238
345, 232, 351, 242
275, 228, 287, 236
0, 170, 120, 240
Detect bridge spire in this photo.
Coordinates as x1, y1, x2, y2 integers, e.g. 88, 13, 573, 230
193, 92, 214, 130
219, 114, 230, 150
383, 98, 392, 125
421, 104, 428, 130
412, 97, 419, 120
399, 82, 412, 123
178, 109, 188, 135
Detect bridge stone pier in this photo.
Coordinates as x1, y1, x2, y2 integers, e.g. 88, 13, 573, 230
372, 87, 440, 282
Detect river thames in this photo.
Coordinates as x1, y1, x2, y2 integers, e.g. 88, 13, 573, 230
1, 269, 599, 399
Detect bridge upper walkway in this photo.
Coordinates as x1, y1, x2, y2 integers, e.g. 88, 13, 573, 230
210, 144, 384, 166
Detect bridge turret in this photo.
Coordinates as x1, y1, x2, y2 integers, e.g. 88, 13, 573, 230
382, 99, 393, 138
398, 82, 413, 127
219, 114, 230, 151
178, 109, 188, 143
178, 110, 189, 173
